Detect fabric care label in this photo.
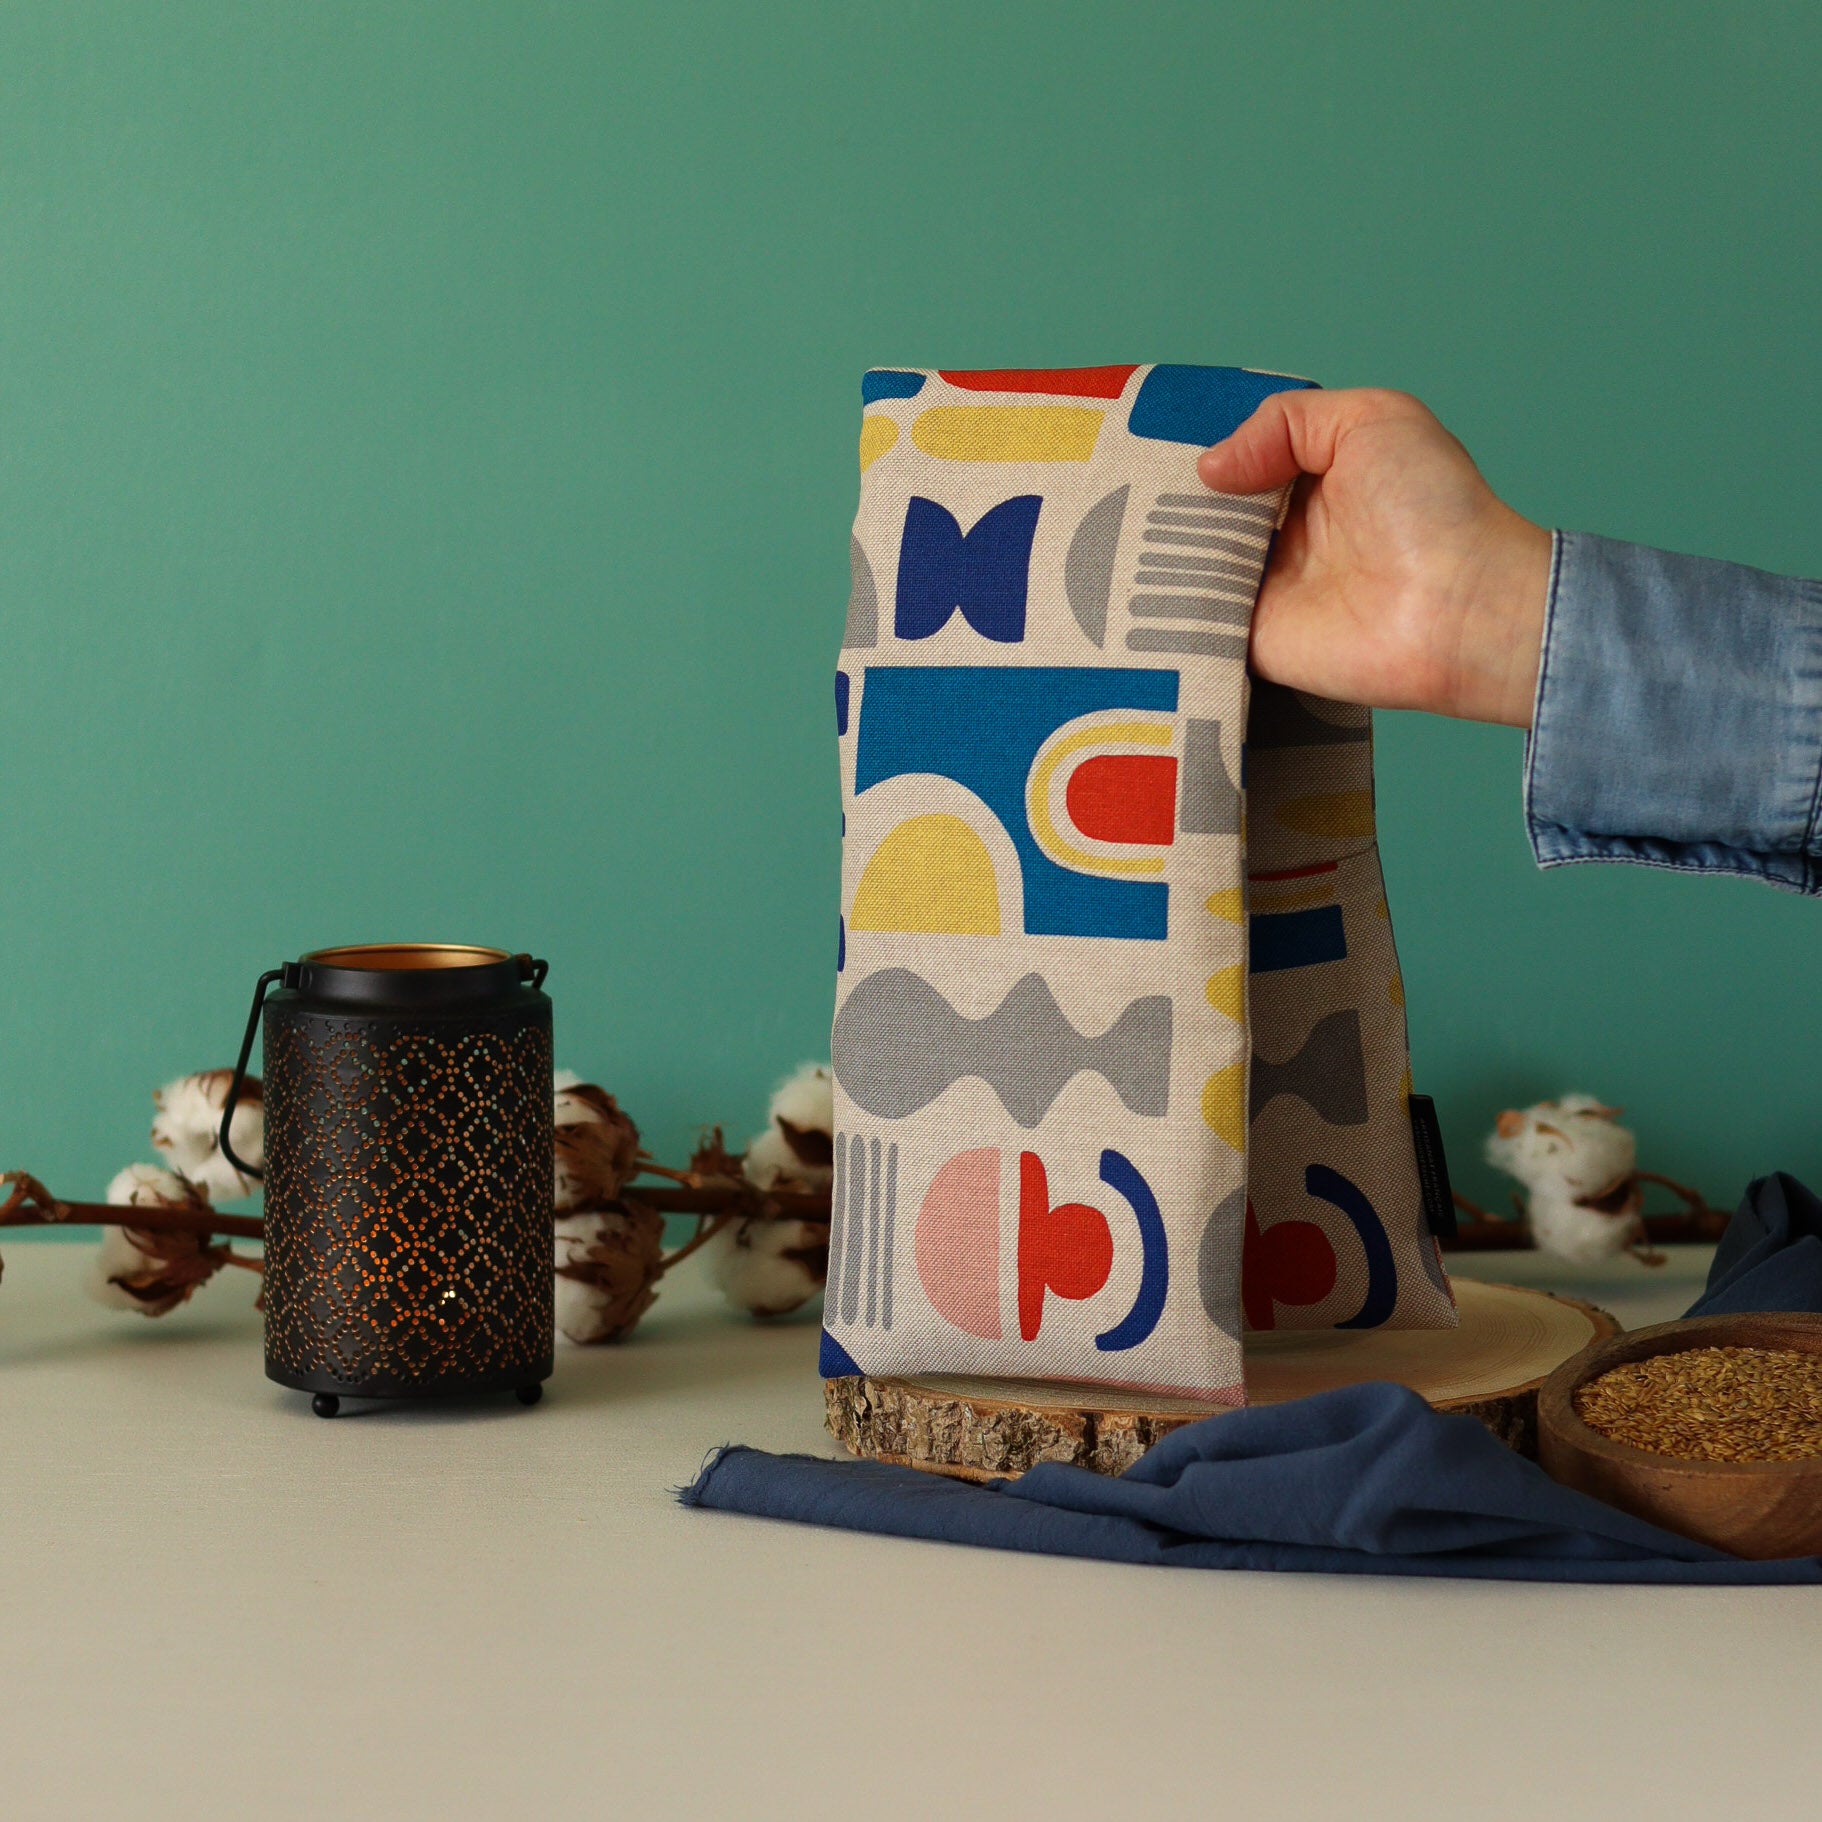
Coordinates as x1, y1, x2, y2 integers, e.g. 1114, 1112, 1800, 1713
825, 365, 1455, 1402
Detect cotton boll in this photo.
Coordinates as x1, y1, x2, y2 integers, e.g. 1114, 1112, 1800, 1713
1485, 1096, 1645, 1266
709, 1215, 829, 1318
552, 1081, 642, 1212
150, 1070, 262, 1200
89, 1164, 223, 1316
554, 1078, 626, 1130
1523, 1192, 1646, 1267
87, 1227, 174, 1312
554, 1206, 665, 1343
766, 1063, 833, 1142
742, 1063, 834, 1191
106, 1163, 198, 1210
1485, 1094, 1636, 1198
184, 1140, 261, 1204
742, 1125, 808, 1193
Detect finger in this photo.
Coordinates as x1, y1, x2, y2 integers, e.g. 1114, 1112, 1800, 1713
1196, 387, 1428, 495
1245, 483, 1311, 676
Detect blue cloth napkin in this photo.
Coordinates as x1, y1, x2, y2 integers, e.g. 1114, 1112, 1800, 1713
679, 1175, 1822, 1582
1687, 1172, 1822, 1316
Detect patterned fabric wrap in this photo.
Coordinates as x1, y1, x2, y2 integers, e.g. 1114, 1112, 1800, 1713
825, 365, 1455, 1401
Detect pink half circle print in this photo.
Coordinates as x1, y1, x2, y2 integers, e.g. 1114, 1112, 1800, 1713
913, 1145, 1168, 1352
914, 1147, 1002, 1339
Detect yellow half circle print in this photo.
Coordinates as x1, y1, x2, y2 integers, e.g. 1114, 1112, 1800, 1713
1201, 1062, 1246, 1151
852, 814, 1002, 936
1026, 719, 1173, 878
858, 415, 898, 472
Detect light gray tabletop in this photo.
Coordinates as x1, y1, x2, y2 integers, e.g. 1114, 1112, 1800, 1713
2, 1239, 1815, 1822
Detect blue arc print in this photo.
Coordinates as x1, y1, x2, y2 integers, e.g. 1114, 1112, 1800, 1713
1306, 1163, 1398, 1329
1094, 1149, 1169, 1352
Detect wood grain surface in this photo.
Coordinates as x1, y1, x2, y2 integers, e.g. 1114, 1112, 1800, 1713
827, 1279, 1617, 1479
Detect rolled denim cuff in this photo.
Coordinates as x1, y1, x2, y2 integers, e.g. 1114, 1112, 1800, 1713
1525, 530, 1822, 894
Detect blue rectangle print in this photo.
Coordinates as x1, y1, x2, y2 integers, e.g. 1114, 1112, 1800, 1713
1249, 905, 1347, 973
854, 665, 1179, 941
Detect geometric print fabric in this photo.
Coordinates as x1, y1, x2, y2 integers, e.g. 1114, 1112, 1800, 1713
827, 364, 1456, 1402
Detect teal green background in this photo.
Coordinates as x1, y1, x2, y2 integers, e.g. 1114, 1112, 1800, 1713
3, 2, 1818, 1225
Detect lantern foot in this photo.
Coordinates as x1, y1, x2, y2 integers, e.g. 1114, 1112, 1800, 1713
514, 1383, 544, 1408
311, 1393, 341, 1419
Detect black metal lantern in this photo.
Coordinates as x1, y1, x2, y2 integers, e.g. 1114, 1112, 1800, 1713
220, 944, 555, 1418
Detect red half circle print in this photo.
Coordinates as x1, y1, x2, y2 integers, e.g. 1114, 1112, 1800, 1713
1241, 1200, 1338, 1331
915, 1147, 1003, 1339
1016, 1151, 1115, 1341
1066, 754, 1179, 846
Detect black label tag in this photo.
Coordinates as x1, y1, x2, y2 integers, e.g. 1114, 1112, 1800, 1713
1409, 1093, 1456, 1239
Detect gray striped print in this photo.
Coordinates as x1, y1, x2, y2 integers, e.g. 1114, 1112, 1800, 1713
1137, 570, 1260, 595
1155, 492, 1276, 519
1130, 592, 1251, 624
834, 1131, 896, 1331
838, 1133, 862, 1324
1148, 516, 1272, 539
1125, 627, 1250, 658
1132, 580, 1254, 604
1136, 549, 1260, 576
1146, 512, 1270, 535
865, 1137, 881, 1327
1118, 491, 1271, 658
1133, 582, 1253, 607
1132, 577, 1255, 600
829, 1141, 849, 1320
1143, 529, 1267, 558
881, 1143, 897, 1331
1146, 514, 1266, 533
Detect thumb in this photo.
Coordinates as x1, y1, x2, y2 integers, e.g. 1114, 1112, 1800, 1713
1196, 387, 1427, 495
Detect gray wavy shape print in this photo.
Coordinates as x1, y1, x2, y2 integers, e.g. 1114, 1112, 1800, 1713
1250, 1009, 1368, 1126
833, 967, 1171, 1128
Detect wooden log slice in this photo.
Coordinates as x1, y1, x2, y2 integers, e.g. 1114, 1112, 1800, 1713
825, 1279, 1617, 1482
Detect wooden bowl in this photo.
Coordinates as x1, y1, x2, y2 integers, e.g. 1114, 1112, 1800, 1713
1538, 1312, 1822, 1560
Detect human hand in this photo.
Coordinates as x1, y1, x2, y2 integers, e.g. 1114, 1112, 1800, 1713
1196, 389, 1552, 727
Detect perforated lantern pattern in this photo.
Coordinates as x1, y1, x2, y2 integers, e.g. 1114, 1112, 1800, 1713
262, 1016, 554, 1396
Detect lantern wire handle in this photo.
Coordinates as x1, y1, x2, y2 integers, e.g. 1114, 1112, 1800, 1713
220, 966, 289, 1182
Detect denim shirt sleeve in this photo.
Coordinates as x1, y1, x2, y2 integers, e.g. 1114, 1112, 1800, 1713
1525, 531, 1822, 894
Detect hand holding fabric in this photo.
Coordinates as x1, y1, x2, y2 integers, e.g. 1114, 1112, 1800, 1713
1197, 388, 1552, 728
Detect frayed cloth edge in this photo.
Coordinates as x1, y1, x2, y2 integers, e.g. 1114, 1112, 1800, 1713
675, 1442, 749, 1506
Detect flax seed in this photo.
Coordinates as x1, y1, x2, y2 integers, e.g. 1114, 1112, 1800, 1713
1574, 1346, 1822, 1463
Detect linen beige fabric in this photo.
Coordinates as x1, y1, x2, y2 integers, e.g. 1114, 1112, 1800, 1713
825, 364, 1454, 1401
